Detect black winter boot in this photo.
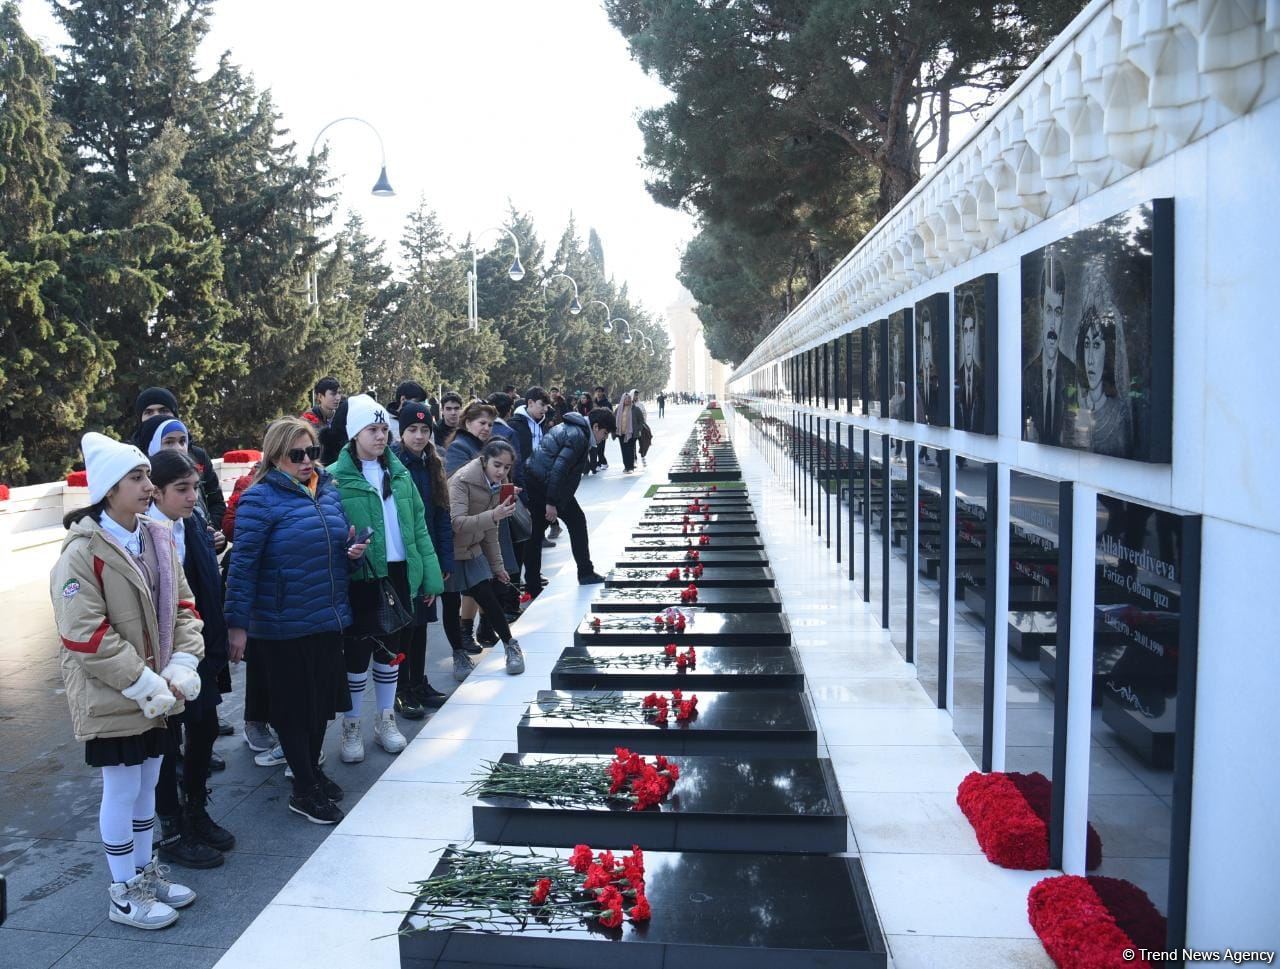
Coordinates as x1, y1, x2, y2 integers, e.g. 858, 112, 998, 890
157, 813, 224, 869
186, 790, 235, 853
459, 618, 482, 655
476, 615, 499, 647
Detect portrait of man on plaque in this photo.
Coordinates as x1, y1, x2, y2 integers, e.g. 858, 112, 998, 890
916, 294, 948, 427
864, 321, 882, 417
887, 309, 912, 422
954, 274, 997, 435
1020, 200, 1173, 463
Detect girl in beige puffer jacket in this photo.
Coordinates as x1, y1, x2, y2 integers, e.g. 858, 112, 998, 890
51, 433, 204, 930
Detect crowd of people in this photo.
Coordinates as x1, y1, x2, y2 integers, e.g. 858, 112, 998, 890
47, 375, 672, 931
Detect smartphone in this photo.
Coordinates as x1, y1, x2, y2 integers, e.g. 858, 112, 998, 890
499, 484, 516, 503
350, 525, 374, 547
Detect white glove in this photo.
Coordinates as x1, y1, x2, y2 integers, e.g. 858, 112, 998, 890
160, 653, 202, 702
123, 667, 176, 719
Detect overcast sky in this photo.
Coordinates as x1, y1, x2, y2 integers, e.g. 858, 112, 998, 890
18, 0, 697, 328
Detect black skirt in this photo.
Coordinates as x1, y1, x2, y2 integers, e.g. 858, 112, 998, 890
260, 631, 351, 729
85, 726, 177, 768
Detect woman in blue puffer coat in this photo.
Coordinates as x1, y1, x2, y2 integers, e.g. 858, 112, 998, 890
225, 417, 369, 826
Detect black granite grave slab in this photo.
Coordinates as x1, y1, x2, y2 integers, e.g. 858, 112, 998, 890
648, 496, 752, 506
640, 512, 758, 525
517, 690, 815, 757
625, 536, 766, 551
574, 610, 792, 646
605, 566, 775, 588
633, 522, 760, 537
471, 753, 846, 853
653, 484, 747, 494
550, 645, 803, 692
963, 584, 1056, 622
618, 550, 770, 568
669, 468, 743, 482
398, 848, 885, 969
591, 587, 782, 613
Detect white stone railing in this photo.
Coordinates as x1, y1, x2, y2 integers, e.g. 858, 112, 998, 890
731, 0, 1280, 379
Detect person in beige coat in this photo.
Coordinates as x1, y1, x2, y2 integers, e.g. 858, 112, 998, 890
51, 433, 205, 931
444, 440, 525, 678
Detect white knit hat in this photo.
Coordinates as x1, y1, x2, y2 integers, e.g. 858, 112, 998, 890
81, 432, 150, 504
345, 393, 389, 440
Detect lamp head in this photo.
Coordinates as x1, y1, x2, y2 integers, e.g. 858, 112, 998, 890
507, 255, 525, 282
570, 295, 582, 315
624, 334, 633, 345
371, 166, 395, 197
603, 319, 614, 334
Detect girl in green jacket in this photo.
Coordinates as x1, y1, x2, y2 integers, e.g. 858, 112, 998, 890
330, 395, 444, 763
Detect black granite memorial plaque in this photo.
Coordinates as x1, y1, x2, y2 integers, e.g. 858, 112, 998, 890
592, 587, 782, 614
1089, 495, 1200, 948
397, 848, 886, 969
633, 522, 761, 538
618, 550, 769, 568
574, 610, 792, 646
605, 566, 775, 588
640, 512, 758, 525
550, 645, 804, 692
669, 468, 743, 482
649, 496, 752, 507
471, 753, 846, 853
517, 690, 816, 757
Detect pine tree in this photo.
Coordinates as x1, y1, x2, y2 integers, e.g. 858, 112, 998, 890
587, 227, 606, 277
0, 3, 107, 482
50, 0, 238, 438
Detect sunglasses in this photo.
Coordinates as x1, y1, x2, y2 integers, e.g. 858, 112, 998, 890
287, 445, 322, 463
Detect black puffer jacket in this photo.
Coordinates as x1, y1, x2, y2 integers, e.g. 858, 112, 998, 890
526, 412, 592, 504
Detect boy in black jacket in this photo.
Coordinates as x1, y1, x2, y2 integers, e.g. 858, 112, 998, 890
523, 408, 614, 596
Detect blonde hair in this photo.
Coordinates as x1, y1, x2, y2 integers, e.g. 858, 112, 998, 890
252, 417, 318, 485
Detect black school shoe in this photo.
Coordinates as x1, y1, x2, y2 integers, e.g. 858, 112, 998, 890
413, 683, 449, 709
314, 766, 344, 803
577, 572, 606, 585
476, 617, 499, 647
289, 785, 344, 824
395, 690, 426, 720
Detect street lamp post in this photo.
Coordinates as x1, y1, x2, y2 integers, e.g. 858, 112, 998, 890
540, 273, 582, 316
584, 299, 613, 332
466, 226, 525, 331
307, 116, 395, 305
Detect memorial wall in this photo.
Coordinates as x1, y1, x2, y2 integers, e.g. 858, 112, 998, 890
727, 0, 1280, 953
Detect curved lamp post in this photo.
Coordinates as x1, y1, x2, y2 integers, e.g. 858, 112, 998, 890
541, 273, 582, 315
307, 116, 395, 305
584, 299, 613, 332
613, 318, 634, 344
467, 226, 524, 331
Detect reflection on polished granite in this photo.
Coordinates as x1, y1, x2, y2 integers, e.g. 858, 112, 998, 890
517, 689, 816, 757
574, 610, 792, 646
619, 550, 769, 568
398, 847, 884, 968
592, 587, 782, 613
641, 511, 758, 524
625, 536, 767, 551
550, 645, 804, 692
632, 521, 760, 536
471, 753, 848, 853
605, 565, 775, 587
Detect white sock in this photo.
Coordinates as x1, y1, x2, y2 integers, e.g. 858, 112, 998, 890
371, 662, 398, 713
100, 764, 141, 882
131, 756, 163, 871
346, 672, 367, 721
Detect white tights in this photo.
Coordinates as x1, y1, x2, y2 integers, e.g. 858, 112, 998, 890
99, 757, 163, 882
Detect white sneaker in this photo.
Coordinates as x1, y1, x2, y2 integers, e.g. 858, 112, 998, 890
254, 743, 287, 767
340, 718, 365, 763
373, 709, 407, 754
136, 857, 196, 909
109, 873, 178, 930
453, 650, 475, 682
243, 721, 276, 752
504, 640, 525, 676
283, 749, 326, 780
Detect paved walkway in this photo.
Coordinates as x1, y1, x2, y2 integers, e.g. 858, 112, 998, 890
0, 404, 701, 969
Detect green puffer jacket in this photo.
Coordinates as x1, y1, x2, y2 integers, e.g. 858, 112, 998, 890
330, 446, 444, 599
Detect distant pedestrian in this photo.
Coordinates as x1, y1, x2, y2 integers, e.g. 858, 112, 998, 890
302, 376, 343, 430
613, 390, 647, 473
656, 391, 666, 418
53, 433, 204, 930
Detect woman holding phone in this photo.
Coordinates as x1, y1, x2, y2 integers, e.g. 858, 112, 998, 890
445, 440, 525, 679
225, 418, 363, 825
330, 396, 444, 766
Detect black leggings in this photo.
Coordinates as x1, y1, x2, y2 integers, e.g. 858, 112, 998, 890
399, 622, 429, 692
441, 583, 511, 649
155, 708, 220, 815
276, 718, 327, 796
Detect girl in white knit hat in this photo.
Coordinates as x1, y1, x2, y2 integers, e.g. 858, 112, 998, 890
50, 433, 206, 930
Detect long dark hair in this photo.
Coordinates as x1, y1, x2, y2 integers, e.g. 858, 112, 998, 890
399, 436, 449, 509
150, 449, 200, 490
63, 499, 108, 530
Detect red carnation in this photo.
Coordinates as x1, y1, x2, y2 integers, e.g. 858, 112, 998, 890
666, 568, 680, 580
530, 877, 551, 906
519, 592, 532, 604
674, 615, 686, 631
0, 485, 10, 502
629, 894, 652, 921
570, 844, 594, 873
671, 689, 683, 701
583, 864, 612, 890
664, 643, 677, 657
654, 615, 665, 625
597, 850, 617, 872
676, 654, 689, 671
642, 692, 659, 709
676, 699, 697, 721
598, 902, 624, 929
590, 616, 602, 629
699, 535, 711, 546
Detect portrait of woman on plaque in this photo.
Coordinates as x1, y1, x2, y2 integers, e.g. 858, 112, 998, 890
1068, 304, 1132, 457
